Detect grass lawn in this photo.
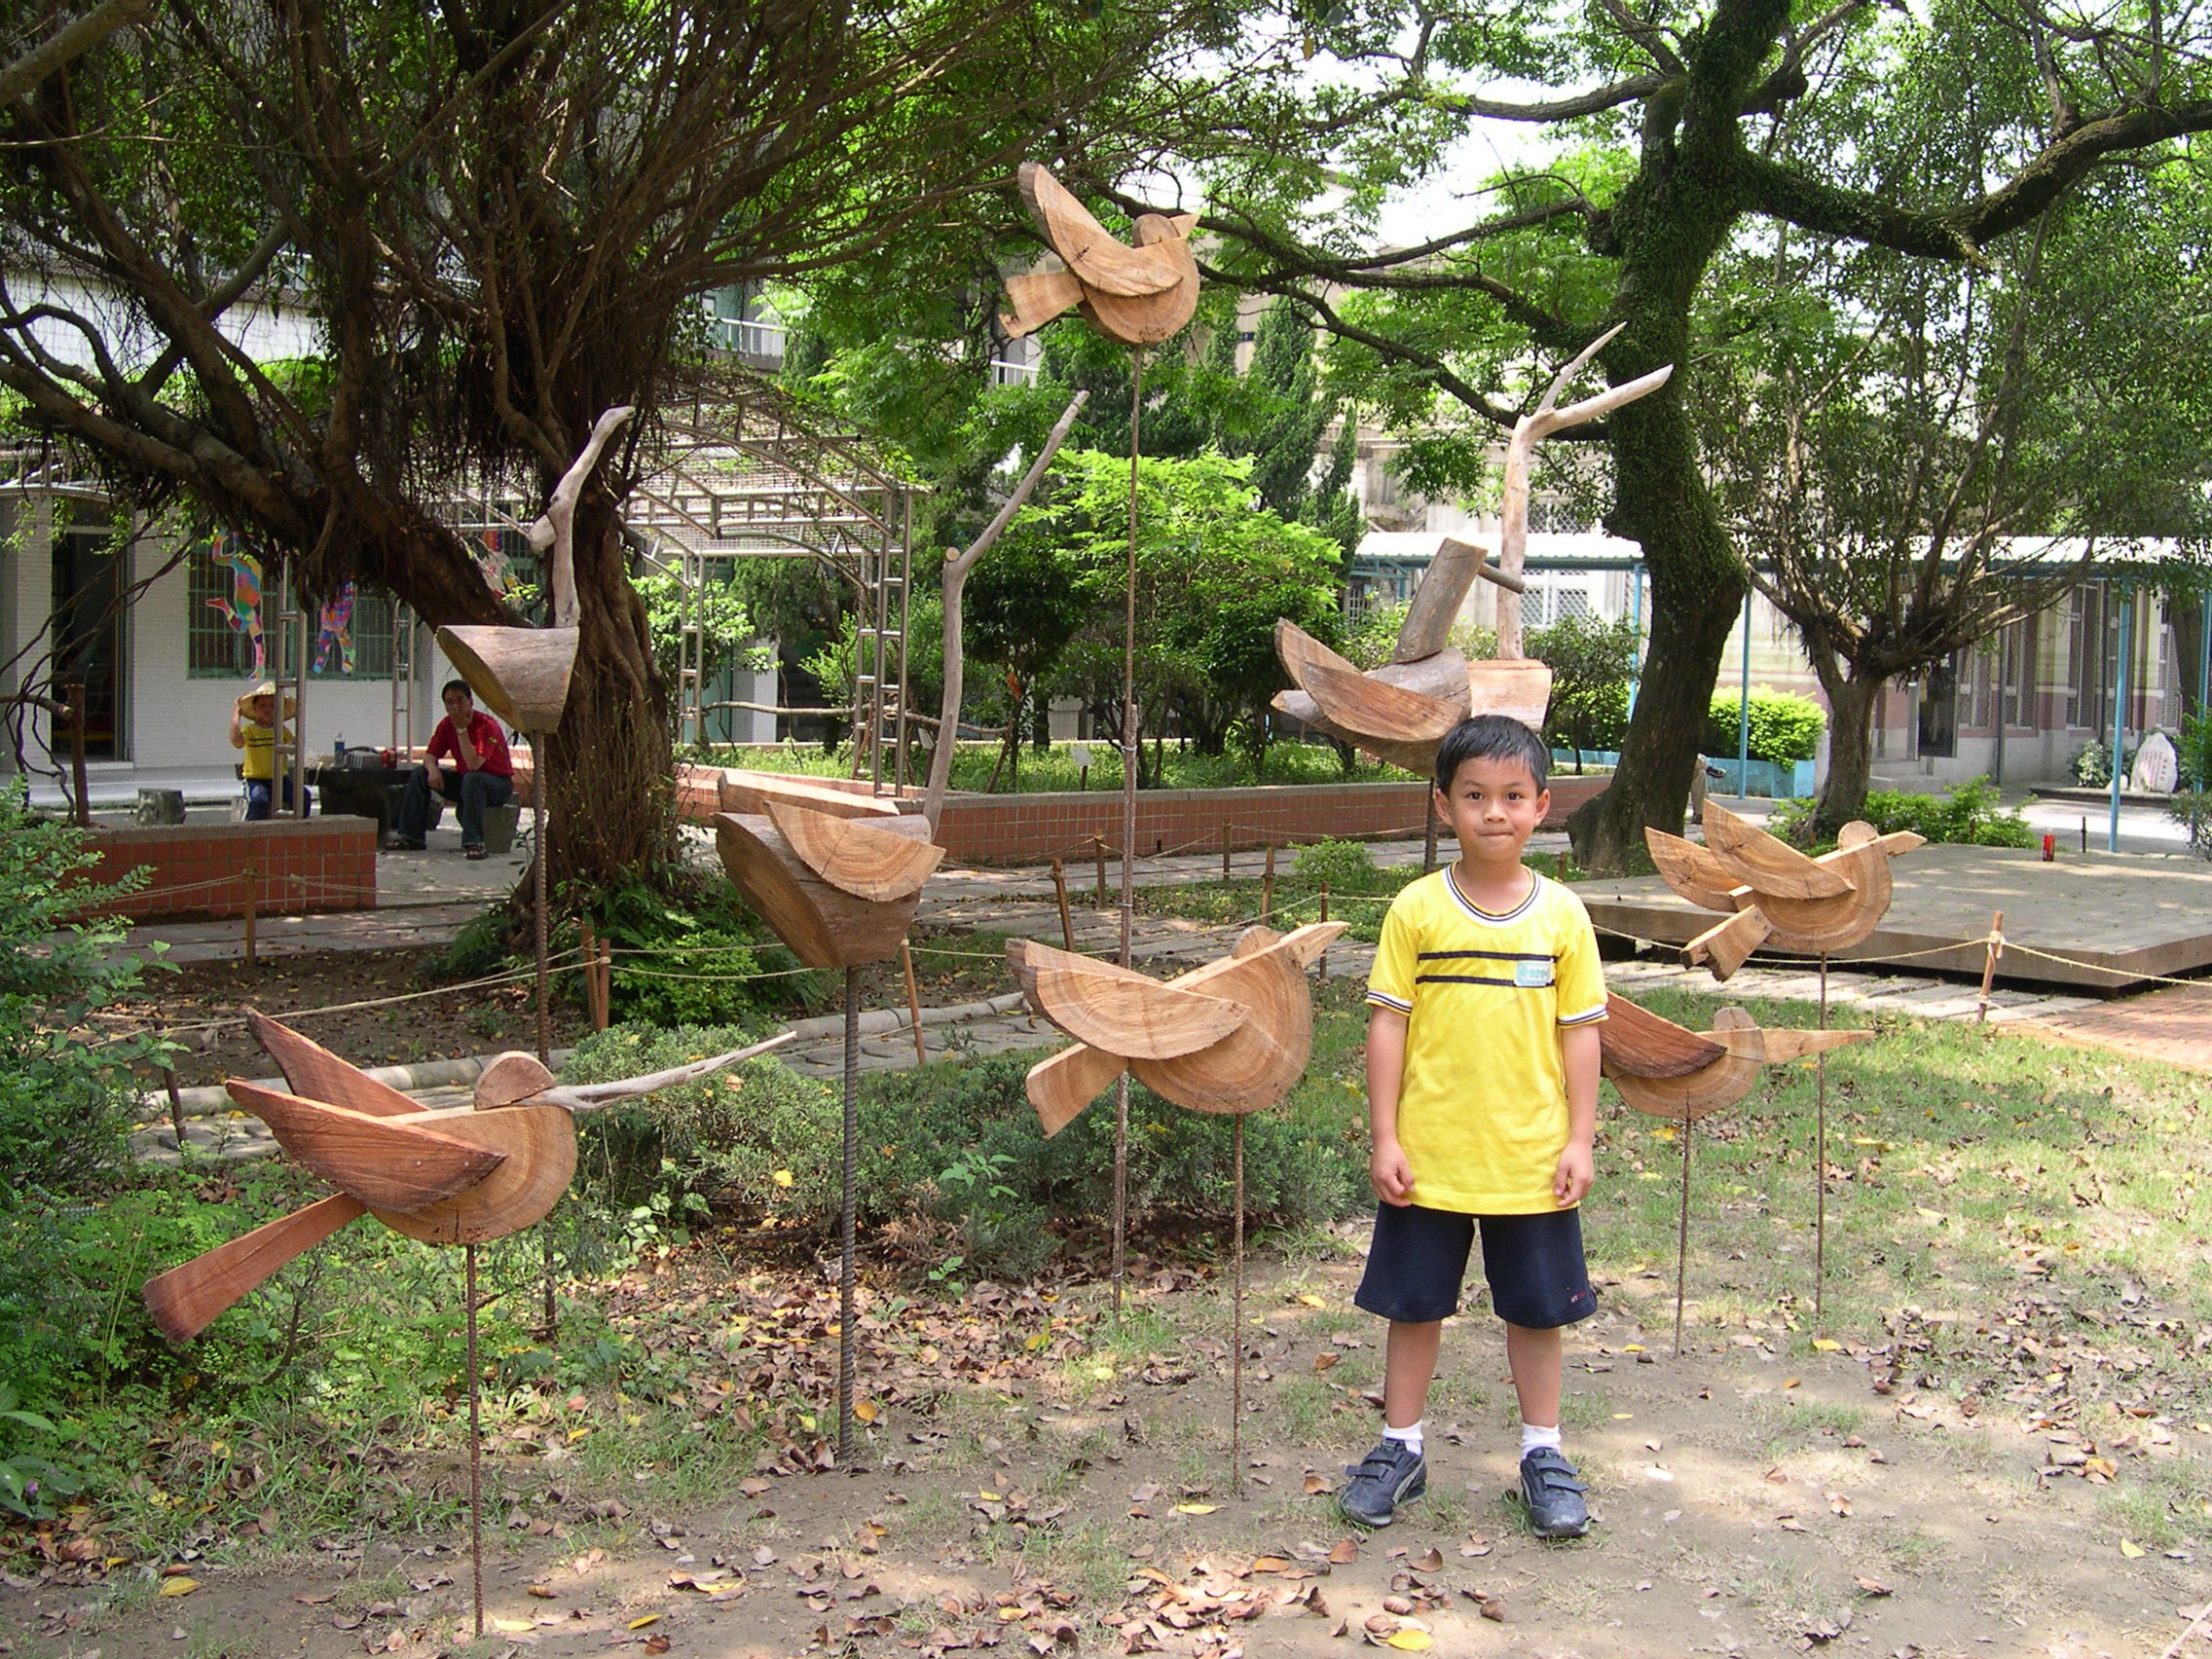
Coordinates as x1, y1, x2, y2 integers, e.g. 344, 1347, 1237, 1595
7, 975, 2209, 1658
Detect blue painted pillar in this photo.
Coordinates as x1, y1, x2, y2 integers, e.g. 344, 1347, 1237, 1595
2110, 586, 2130, 853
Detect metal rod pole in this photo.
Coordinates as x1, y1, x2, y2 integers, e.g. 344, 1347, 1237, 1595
901, 940, 927, 1066
2111, 586, 2130, 853
465, 1242, 484, 1638
1113, 346, 1145, 1319
1815, 952, 1828, 1326
534, 732, 550, 1065
1231, 1112, 1245, 1496
839, 966, 860, 1458
1627, 567, 1643, 717
1673, 1110, 1691, 1359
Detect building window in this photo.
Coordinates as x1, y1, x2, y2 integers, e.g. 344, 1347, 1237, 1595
187, 540, 267, 678
187, 546, 395, 679
2065, 585, 2108, 731
2000, 614, 2037, 729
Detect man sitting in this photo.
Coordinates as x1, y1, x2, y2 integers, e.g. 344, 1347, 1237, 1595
389, 680, 515, 859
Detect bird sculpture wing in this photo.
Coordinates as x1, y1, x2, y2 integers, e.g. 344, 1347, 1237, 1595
248, 1009, 422, 1117
766, 801, 944, 902
1644, 830, 1751, 914
1301, 659, 1467, 745
225, 1080, 507, 1211
1018, 164, 1183, 297
1701, 801, 1852, 900
1008, 939, 1246, 1060
1597, 993, 1727, 1079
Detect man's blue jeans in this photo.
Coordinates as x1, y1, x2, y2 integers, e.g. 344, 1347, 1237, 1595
395, 764, 512, 847
242, 776, 309, 821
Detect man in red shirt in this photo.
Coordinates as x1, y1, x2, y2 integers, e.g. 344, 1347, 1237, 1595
388, 680, 516, 858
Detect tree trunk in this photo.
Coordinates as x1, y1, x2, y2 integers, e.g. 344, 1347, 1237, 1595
540, 497, 674, 887
1808, 659, 1882, 839
2173, 594, 2207, 727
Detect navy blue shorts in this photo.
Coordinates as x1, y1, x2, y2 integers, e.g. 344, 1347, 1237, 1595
1354, 1203, 1595, 1329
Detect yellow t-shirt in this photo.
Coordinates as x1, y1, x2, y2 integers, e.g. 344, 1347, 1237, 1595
1365, 867, 1607, 1214
237, 720, 291, 781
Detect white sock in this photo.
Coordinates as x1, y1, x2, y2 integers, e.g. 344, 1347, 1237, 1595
1382, 1419, 1424, 1456
1520, 1420, 1563, 1457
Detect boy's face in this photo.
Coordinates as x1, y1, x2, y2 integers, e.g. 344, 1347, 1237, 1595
1434, 754, 1549, 861
245, 695, 276, 725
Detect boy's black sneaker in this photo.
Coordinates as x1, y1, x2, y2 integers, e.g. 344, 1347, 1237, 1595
1338, 1437, 1425, 1528
1519, 1446, 1590, 1538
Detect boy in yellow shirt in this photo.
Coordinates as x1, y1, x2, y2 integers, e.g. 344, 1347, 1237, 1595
1341, 715, 1605, 1536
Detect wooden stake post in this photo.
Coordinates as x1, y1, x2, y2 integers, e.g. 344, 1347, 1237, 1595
1976, 910, 2006, 1023
1051, 857, 1074, 950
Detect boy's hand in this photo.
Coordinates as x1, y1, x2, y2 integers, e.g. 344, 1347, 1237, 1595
1553, 1140, 1594, 1206
1371, 1139, 1415, 1206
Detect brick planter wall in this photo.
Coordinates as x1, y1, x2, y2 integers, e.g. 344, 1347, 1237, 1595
919, 776, 1608, 866
66, 817, 378, 922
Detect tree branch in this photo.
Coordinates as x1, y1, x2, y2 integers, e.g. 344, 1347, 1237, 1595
0, 0, 149, 105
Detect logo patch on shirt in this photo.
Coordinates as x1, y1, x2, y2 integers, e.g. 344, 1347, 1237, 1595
1513, 959, 1556, 988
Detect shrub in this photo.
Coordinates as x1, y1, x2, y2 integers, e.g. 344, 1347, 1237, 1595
1530, 613, 1638, 760
1704, 687, 1825, 763
0, 786, 167, 1198
1775, 775, 2033, 847
1292, 838, 1376, 890
558, 1029, 1370, 1277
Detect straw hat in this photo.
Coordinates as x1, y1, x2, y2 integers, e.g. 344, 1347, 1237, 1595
236, 682, 298, 719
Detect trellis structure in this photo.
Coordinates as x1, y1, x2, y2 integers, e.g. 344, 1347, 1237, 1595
628, 394, 920, 796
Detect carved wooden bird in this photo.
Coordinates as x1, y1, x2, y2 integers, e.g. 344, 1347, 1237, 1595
1272, 330, 1672, 762
999, 163, 1198, 347
1008, 923, 1346, 1132
1598, 993, 1872, 1120
712, 773, 945, 971
1645, 804, 1924, 979
436, 405, 634, 731
142, 1013, 792, 1342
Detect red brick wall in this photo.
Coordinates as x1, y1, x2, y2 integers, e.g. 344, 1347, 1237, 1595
909, 777, 1606, 866
66, 818, 378, 922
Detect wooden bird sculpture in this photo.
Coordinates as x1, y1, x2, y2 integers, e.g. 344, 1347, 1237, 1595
712, 772, 945, 970
436, 406, 635, 731
1598, 993, 1873, 1120
998, 164, 1199, 347
1008, 922, 1346, 1132
142, 1013, 793, 1342
1645, 805, 1924, 979
1272, 330, 1673, 767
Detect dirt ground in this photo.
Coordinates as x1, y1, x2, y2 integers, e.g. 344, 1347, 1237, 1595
6, 1240, 2203, 1659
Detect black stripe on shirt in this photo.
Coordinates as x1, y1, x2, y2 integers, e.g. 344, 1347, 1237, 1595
1416, 948, 1560, 963
1412, 974, 1528, 989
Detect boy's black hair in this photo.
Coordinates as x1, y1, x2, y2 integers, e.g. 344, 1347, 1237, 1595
441, 678, 472, 702
1432, 715, 1549, 794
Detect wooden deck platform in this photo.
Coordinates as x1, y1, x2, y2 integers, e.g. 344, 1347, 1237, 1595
1579, 843, 2212, 992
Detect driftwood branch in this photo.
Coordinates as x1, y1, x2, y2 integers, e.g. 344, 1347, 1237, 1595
1496, 325, 1674, 656
924, 389, 1088, 834
542, 1031, 797, 1111
528, 405, 636, 629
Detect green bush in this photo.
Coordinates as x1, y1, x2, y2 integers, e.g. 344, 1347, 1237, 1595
1292, 838, 1376, 890
1704, 687, 1825, 763
0, 786, 168, 1198
1775, 775, 2033, 847
1530, 613, 1638, 760
558, 1028, 1370, 1278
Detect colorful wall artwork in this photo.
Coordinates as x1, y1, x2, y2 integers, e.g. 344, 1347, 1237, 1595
204, 537, 265, 677
314, 579, 356, 674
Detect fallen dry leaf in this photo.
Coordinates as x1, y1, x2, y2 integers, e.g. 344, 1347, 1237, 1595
1410, 1548, 1442, 1571
645, 1637, 671, 1656
1855, 1577, 1891, 1597
1303, 1474, 1331, 1495
628, 1613, 663, 1630
158, 1577, 199, 1598
1329, 1540, 1359, 1566
2120, 1538, 2147, 1559
1313, 1352, 1341, 1374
